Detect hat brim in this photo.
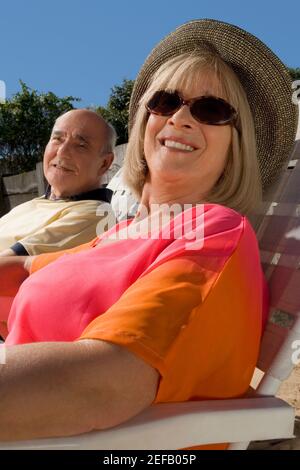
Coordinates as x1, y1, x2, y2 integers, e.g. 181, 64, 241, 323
129, 19, 298, 190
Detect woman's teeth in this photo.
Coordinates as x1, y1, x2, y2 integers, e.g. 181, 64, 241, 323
164, 140, 194, 152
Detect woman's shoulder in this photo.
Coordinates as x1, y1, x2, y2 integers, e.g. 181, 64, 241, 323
145, 203, 259, 275
175, 203, 256, 255
205, 203, 257, 237
203, 203, 246, 222
181, 203, 250, 233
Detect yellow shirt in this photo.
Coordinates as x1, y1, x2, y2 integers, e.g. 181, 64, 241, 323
0, 196, 110, 255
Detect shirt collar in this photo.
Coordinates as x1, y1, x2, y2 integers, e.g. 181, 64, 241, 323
45, 185, 112, 203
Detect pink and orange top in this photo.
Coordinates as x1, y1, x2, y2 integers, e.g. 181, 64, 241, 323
6, 204, 267, 425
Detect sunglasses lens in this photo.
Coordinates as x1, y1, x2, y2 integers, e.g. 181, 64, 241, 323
147, 91, 181, 115
191, 97, 235, 124
147, 91, 237, 128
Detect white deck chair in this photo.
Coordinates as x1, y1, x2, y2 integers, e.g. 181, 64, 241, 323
1, 141, 300, 450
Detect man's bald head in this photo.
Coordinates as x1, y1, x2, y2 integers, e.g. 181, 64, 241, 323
54, 109, 117, 155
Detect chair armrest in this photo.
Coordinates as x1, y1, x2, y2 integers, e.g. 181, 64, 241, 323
0, 396, 294, 450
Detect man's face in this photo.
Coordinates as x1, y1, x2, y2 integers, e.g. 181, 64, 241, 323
43, 110, 113, 198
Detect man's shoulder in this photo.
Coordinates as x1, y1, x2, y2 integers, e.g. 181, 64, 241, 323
0, 196, 43, 219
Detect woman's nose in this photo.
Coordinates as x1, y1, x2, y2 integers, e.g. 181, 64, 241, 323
167, 105, 195, 128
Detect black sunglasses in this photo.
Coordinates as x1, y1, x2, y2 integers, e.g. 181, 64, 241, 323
146, 90, 240, 132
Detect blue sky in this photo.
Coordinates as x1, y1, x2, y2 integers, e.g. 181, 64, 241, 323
0, 0, 299, 108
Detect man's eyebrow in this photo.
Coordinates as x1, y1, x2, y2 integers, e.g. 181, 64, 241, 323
51, 130, 90, 144
74, 133, 90, 144
51, 130, 64, 136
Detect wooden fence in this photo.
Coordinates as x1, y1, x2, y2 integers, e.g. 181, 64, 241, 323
0, 162, 45, 217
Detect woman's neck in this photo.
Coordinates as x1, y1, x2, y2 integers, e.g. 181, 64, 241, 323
138, 179, 204, 218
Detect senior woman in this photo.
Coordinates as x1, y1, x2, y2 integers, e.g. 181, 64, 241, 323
0, 19, 297, 446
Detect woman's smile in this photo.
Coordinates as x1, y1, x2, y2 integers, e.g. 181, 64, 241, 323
159, 137, 196, 152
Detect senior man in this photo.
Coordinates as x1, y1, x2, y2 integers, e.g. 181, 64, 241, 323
0, 109, 116, 257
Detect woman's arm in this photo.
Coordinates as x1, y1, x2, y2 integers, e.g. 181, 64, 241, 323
0, 339, 159, 441
0, 256, 32, 296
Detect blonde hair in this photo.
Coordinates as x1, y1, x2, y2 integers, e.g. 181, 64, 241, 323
124, 51, 262, 215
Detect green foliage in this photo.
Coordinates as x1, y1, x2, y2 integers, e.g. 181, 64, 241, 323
289, 68, 300, 80
0, 81, 79, 174
96, 79, 134, 145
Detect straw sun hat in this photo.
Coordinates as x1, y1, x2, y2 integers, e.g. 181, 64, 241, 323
129, 19, 298, 190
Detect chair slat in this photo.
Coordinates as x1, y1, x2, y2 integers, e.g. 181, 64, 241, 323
258, 322, 287, 371
278, 168, 300, 203
253, 140, 300, 385
259, 215, 300, 254
268, 267, 300, 313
